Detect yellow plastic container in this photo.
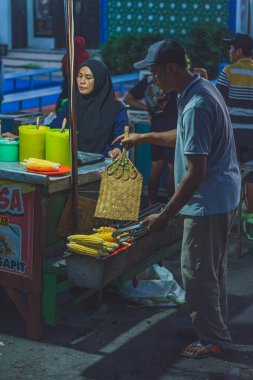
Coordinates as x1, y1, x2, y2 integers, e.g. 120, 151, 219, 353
19, 125, 48, 162
45, 129, 70, 166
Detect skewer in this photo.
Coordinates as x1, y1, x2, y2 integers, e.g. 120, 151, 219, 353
60, 117, 67, 133
36, 116, 40, 130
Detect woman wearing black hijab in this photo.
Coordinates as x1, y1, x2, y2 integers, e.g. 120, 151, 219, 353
51, 59, 128, 159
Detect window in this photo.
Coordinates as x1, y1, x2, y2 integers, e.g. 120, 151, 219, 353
236, 0, 253, 34
34, 0, 53, 37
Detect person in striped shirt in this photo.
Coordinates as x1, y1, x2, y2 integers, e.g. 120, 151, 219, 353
216, 33, 253, 213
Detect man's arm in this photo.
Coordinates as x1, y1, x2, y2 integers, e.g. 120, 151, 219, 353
142, 154, 207, 231
124, 92, 147, 111
112, 130, 177, 148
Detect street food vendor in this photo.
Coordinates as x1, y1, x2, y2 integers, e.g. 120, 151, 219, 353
50, 59, 128, 160
114, 40, 240, 359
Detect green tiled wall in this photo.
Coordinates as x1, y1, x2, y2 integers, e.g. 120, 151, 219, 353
107, 0, 229, 38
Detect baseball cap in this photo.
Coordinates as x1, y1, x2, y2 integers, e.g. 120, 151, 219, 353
134, 40, 186, 70
223, 33, 253, 49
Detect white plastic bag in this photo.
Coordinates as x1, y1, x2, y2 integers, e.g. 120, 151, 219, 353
118, 264, 185, 307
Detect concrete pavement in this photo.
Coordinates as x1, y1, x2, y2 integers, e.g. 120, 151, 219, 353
0, 232, 253, 380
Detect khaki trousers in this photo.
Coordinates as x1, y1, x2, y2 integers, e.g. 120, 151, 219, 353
181, 210, 235, 349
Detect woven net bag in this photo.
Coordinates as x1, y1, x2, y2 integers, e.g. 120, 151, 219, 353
95, 127, 143, 221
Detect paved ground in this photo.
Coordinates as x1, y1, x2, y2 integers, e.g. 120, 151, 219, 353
0, 233, 253, 380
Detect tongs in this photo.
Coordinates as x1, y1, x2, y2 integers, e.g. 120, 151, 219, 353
112, 223, 147, 237
118, 228, 148, 244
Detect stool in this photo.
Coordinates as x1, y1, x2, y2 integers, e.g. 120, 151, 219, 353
238, 160, 253, 258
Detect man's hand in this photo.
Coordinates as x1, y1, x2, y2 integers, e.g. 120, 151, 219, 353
112, 133, 142, 148
141, 213, 169, 232
108, 147, 121, 160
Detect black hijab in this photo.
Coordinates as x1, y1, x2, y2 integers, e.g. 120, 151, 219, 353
76, 59, 125, 153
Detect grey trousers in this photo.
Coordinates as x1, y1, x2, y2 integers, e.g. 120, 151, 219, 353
181, 210, 235, 349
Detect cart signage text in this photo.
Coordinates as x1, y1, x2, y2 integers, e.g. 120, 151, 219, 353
0, 180, 35, 277
0, 185, 24, 215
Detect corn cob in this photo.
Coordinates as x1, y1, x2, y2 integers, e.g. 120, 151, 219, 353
68, 234, 105, 248
93, 227, 116, 233
103, 241, 119, 249
25, 158, 56, 164
67, 243, 101, 256
93, 232, 118, 243
23, 158, 61, 172
101, 243, 119, 253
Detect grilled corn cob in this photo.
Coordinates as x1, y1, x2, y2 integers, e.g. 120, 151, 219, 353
23, 158, 61, 172
94, 227, 116, 233
67, 243, 101, 256
68, 234, 105, 248
103, 241, 119, 249
94, 232, 118, 243
100, 241, 119, 253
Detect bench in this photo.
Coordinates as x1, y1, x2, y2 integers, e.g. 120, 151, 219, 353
0, 86, 61, 112
5, 68, 61, 91
0, 72, 139, 113
112, 73, 139, 96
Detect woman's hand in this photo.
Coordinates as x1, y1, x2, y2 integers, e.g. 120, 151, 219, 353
1, 132, 19, 139
112, 133, 142, 148
141, 213, 169, 232
108, 147, 121, 160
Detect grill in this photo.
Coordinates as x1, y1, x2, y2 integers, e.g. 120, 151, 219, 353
67, 204, 183, 289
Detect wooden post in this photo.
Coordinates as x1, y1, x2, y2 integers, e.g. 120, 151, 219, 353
65, 0, 79, 233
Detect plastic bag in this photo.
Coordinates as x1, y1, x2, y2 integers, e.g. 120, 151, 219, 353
118, 264, 185, 307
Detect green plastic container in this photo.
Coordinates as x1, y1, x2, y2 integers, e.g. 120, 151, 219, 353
46, 129, 70, 166
0, 138, 19, 162
19, 125, 48, 161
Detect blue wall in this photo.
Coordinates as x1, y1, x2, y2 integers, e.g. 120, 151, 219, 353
100, 0, 108, 45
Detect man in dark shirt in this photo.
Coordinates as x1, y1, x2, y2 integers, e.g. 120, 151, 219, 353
124, 75, 178, 204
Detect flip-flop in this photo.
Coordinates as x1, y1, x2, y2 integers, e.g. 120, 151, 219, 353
181, 341, 225, 359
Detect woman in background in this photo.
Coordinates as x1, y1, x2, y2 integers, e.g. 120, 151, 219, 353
56, 36, 90, 112
51, 59, 128, 159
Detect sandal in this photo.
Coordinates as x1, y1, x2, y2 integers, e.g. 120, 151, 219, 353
181, 341, 223, 359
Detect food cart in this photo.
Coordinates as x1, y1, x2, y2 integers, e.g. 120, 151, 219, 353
0, 0, 183, 340
0, 159, 183, 339
0, 160, 109, 339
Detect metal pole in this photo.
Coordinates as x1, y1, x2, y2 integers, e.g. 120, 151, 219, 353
64, 0, 79, 233
249, 0, 252, 34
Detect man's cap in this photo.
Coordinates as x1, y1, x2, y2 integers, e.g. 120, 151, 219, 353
134, 40, 186, 70
223, 33, 253, 49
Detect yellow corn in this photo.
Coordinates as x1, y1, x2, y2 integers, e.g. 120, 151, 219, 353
67, 243, 101, 256
68, 234, 105, 248
103, 241, 119, 249
94, 232, 118, 243
27, 164, 59, 171
24, 158, 61, 172
100, 241, 119, 253
26, 158, 52, 163
94, 227, 116, 233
